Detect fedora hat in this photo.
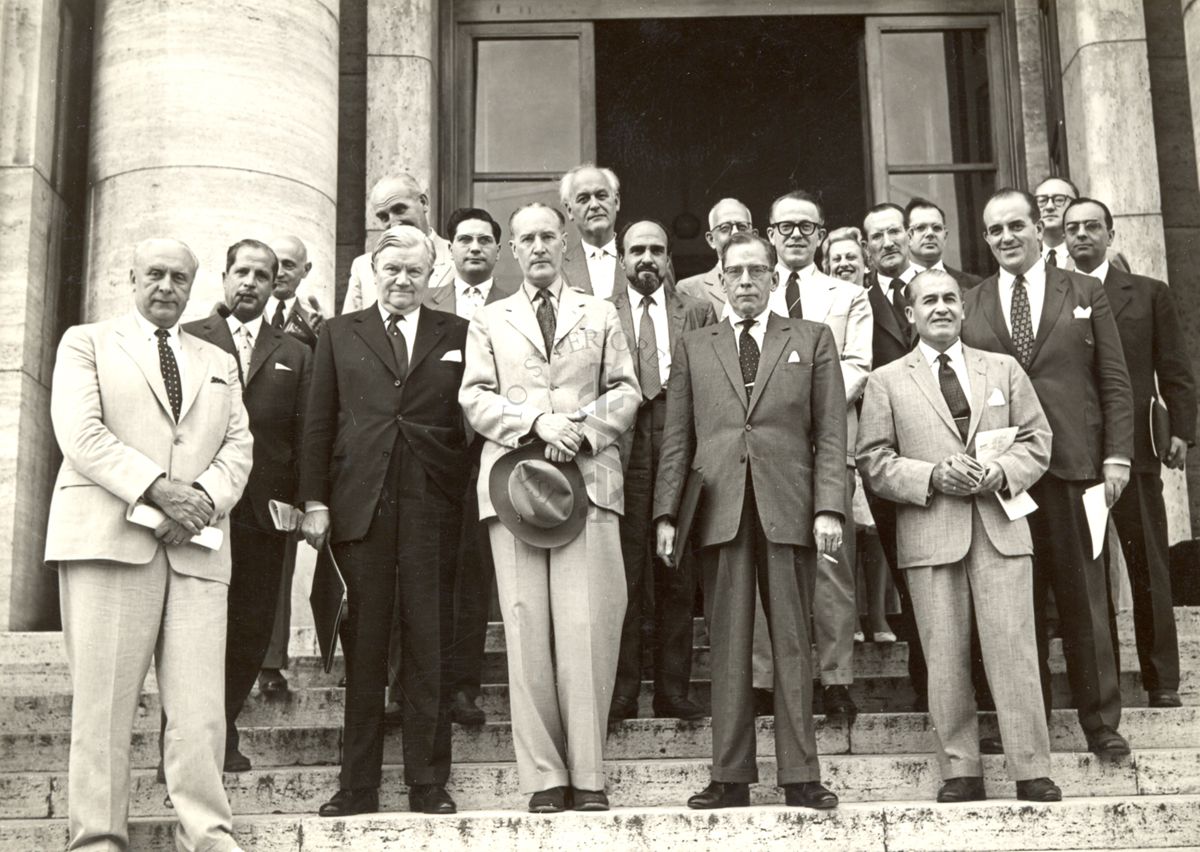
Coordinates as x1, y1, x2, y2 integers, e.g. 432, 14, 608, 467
489, 442, 588, 548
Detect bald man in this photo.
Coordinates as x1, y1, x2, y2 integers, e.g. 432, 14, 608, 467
345, 174, 454, 312
677, 198, 755, 315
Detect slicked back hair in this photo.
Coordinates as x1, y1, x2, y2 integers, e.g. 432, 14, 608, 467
986, 187, 1041, 225
225, 238, 279, 278
1036, 175, 1080, 198
558, 164, 621, 207
446, 207, 502, 242
863, 202, 905, 232
1063, 196, 1114, 230
903, 197, 946, 227
769, 189, 824, 224
371, 224, 436, 268
719, 231, 778, 269
509, 202, 567, 233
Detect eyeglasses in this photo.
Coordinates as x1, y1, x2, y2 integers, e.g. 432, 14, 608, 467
770, 220, 822, 237
709, 221, 753, 237
722, 264, 772, 280
1063, 219, 1108, 236
1035, 194, 1073, 209
908, 223, 945, 235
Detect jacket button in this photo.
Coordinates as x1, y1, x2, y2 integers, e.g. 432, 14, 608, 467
745, 424, 752, 432
174, 437, 182, 445
382, 451, 390, 458
396, 415, 404, 423
394, 379, 402, 388
739, 455, 746, 463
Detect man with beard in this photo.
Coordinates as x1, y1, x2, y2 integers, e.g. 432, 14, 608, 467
559, 164, 624, 298
677, 198, 755, 315
904, 198, 981, 289
607, 219, 717, 729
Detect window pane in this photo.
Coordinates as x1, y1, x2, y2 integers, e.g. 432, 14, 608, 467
880, 29, 992, 166
475, 40, 582, 173
888, 171, 996, 276
473, 180, 562, 283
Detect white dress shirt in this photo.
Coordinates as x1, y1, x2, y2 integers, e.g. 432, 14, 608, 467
1087, 260, 1111, 285
630, 284, 671, 386
225, 313, 265, 379
909, 259, 947, 274
729, 307, 770, 354
264, 295, 296, 326
583, 238, 618, 300
378, 302, 421, 355
998, 258, 1048, 336
133, 310, 186, 385
454, 277, 493, 322
918, 338, 972, 400
1041, 242, 1074, 271
767, 262, 820, 318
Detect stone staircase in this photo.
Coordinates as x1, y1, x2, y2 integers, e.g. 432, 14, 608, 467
2, 609, 1199, 850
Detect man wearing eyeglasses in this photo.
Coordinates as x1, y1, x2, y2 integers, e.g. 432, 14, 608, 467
678, 198, 755, 315
1033, 177, 1081, 271
904, 197, 981, 290
745, 190, 872, 724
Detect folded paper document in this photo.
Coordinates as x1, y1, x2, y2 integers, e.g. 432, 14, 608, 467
126, 503, 223, 550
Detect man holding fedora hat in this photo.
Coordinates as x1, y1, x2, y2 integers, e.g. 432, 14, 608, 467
460, 201, 640, 813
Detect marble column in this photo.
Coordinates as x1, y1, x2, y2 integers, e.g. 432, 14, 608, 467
86, 0, 341, 320
365, 0, 438, 252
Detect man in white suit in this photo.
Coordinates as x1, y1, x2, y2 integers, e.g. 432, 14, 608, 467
45, 238, 254, 851
750, 189, 873, 722
857, 268, 1060, 803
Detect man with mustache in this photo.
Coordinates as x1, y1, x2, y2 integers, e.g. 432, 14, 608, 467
559, 163, 624, 299
904, 198, 981, 290
677, 198, 756, 315
607, 219, 717, 729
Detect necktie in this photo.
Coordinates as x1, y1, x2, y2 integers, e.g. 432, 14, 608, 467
937, 353, 971, 443
637, 295, 662, 400
1046, 248, 1057, 268
463, 286, 484, 321
238, 325, 253, 382
272, 300, 287, 329
738, 318, 759, 401
155, 328, 182, 421
386, 313, 409, 379
1010, 275, 1036, 368
535, 289, 556, 359
785, 271, 802, 319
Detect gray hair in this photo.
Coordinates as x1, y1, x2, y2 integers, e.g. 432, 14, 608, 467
371, 224, 436, 268
558, 163, 621, 207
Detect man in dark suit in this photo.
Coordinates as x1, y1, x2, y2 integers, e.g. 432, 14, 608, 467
654, 231, 846, 811
183, 239, 312, 771
607, 219, 717, 729
1064, 197, 1196, 708
422, 206, 515, 726
558, 163, 623, 298
676, 197, 755, 316
300, 225, 470, 816
962, 188, 1135, 756
904, 197, 982, 289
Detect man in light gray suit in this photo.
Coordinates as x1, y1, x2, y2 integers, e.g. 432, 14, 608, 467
857, 269, 1060, 803
676, 198, 754, 315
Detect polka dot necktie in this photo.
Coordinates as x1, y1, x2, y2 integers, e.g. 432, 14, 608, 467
155, 328, 182, 421
1010, 275, 1036, 369
738, 318, 759, 401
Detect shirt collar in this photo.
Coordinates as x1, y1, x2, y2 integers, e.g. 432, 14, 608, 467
630, 283, 666, 307
225, 312, 264, 340
918, 337, 965, 368
910, 259, 946, 273
456, 277, 493, 293
776, 261, 816, 282
377, 302, 421, 326
999, 257, 1047, 289
133, 309, 180, 341
1088, 260, 1111, 284
585, 239, 617, 260
523, 278, 563, 303
727, 305, 772, 332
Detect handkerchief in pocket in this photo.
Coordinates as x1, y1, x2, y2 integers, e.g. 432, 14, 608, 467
787, 351, 801, 364
274, 362, 293, 372
987, 388, 1006, 406
441, 350, 463, 363
1073, 305, 1092, 319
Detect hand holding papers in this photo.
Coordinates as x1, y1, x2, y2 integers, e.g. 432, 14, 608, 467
268, 499, 304, 532
126, 503, 223, 549
974, 427, 1038, 520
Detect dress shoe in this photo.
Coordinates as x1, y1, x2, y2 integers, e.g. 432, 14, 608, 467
1016, 777, 1062, 802
572, 787, 609, 811
257, 668, 289, 697
873, 631, 897, 643
936, 776, 986, 803
223, 749, 252, 773
318, 787, 379, 817
1149, 689, 1182, 708
979, 736, 1004, 755
783, 781, 839, 809
409, 784, 456, 814
1086, 726, 1130, 759
911, 694, 929, 713
853, 631, 865, 643
687, 781, 750, 809
450, 691, 486, 726
752, 688, 774, 717
653, 695, 705, 722
822, 685, 858, 722
383, 700, 404, 726
529, 786, 571, 813
155, 760, 166, 785
607, 696, 638, 730
337, 675, 347, 688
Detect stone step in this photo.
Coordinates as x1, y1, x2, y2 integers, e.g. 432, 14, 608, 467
4, 748, 1198, 819
2, 707, 1194, 772
4, 795, 1200, 851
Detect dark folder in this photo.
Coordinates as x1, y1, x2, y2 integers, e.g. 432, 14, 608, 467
309, 544, 348, 673
1150, 394, 1172, 462
671, 468, 704, 569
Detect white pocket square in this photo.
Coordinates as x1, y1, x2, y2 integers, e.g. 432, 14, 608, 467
441, 350, 463, 363
787, 351, 801, 363
987, 388, 1006, 406
273, 362, 293, 372
1073, 305, 1092, 319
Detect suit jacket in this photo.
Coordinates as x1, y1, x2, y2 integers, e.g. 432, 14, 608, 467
298, 306, 470, 543
343, 232, 454, 313
182, 316, 312, 531
1103, 266, 1197, 473
560, 234, 623, 297
676, 263, 726, 316
653, 313, 847, 548
946, 265, 982, 290
422, 276, 516, 317
44, 314, 254, 581
281, 298, 322, 349
856, 344, 1052, 568
962, 266, 1134, 481
865, 270, 917, 370
459, 283, 641, 519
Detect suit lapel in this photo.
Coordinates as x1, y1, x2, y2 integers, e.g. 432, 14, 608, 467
746, 314, 789, 419
964, 346, 990, 444
352, 309, 402, 379
114, 314, 176, 421
711, 322, 746, 409
246, 324, 285, 386
976, 277, 1021, 360
610, 288, 638, 379
408, 309, 447, 374
192, 315, 242, 385
505, 293, 549, 361
424, 283, 455, 314
803, 275, 836, 323
553, 290, 588, 349
704, 266, 725, 311
868, 276, 909, 345
1030, 268, 1069, 365
177, 332, 207, 422
906, 348, 960, 439
1104, 266, 1135, 318
666, 289, 686, 353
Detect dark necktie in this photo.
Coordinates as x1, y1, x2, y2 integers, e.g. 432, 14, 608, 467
155, 328, 182, 421
386, 313, 409, 379
272, 300, 287, 329
1010, 275, 1036, 368
637, 295, 663, 400
738, 318, 759, 401
535, 289, 556, 360
937, 353, 971, 443
1045, 248, 1057, 268
785, 271, 802, 319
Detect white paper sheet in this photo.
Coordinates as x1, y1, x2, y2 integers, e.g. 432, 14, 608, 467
125, 503, 223, 550
974, 426, 1038, 520
1082, 482, 1109, 559
269, 499, 305, 532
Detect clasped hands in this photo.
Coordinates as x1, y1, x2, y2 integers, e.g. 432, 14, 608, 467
931, 453, 1004, 497
535, 411, 588, 463
148, 478, 214, 546
655, 512, 844, 565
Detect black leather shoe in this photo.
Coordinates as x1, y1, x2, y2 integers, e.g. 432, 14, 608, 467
1086, 726, 1131, 759
936, 776, 986, 803
450, 691, 486, 726
1016, 777, 1062, 802
529, 786, 571, 813
319, 787, 379, 817
912, 693, 929, 713
752, 688, 774, 717
337, 675, 347, 688
607, 696, 638, 730
687, 781, 750, 809
783, 781, 839, 809
257, 668, 289, 697
979, 736, 1004, 755
155, 760, 166, 785
223, 749, 252, 773
409, 784, 456, 814
653, 695, 705, 722
383, 700, 404, 727
1149, 689, 1182, 708
822, 685, 858, 722
572, 787, 609, 811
